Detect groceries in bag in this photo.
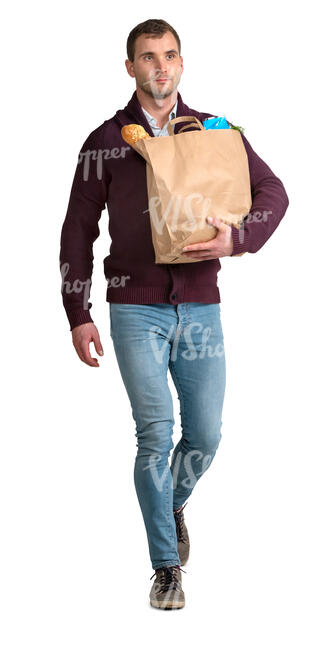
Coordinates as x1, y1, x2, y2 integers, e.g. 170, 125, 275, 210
121, 115, 251, 263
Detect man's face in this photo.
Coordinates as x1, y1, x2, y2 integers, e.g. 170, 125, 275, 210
126, 31, 183, 101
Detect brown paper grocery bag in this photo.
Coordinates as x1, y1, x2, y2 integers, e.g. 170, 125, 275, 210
132, 115, 252, 264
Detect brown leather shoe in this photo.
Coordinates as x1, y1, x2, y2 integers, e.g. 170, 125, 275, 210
149, 565, 186, 609
173, 502, 190, 565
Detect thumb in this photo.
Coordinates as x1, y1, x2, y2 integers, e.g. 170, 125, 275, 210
207, 216, 226, 230
92, 332, 104, 356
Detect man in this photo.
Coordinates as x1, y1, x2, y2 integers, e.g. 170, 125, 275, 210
59, 18, 289, 610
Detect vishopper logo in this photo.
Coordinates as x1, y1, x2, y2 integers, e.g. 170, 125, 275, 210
149, 321, 225, 363
142, 449, 217, 493
141, 69, 179, 103
60, 263, 92, 310
235, 209, 273, 243
145, 193, 213, 235
78, 147, 131, 181
106, 274, 131, 289
144, 192, 273, 239
60, 263, 131, 310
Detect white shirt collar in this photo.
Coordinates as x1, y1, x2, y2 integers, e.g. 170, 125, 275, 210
141, 99, 178, 128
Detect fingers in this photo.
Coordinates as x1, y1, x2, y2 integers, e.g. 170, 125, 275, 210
184, 256, 217, 261
182, 243, 212, 253
182, 249, 215, 258
79, 340, 100, 367
71, 323, 104, 367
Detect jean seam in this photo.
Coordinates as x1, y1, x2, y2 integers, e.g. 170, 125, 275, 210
165, 469, 178, 551
169, 362, 186, 431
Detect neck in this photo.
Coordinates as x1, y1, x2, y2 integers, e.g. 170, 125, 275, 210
136, 87, 178, 128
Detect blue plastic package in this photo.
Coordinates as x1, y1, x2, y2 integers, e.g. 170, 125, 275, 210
202, 116, 230, 130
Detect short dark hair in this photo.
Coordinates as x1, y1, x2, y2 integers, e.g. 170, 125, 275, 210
126, 19, 181, 62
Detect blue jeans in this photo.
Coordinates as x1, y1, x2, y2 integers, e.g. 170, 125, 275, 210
109, 302, 226, 570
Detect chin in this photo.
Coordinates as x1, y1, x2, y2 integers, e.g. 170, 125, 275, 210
144, 88, 173, 101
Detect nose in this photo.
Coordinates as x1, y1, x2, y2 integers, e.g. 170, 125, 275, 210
153, 58, 168, 78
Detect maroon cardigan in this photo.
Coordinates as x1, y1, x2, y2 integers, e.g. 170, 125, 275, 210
59, 90, 289, 331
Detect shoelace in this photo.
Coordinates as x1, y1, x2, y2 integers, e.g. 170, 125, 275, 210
150, 565, 187, 592
173, 502, 188, 542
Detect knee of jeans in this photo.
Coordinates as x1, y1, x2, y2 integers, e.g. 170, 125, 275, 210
202, 429, 222, 453
135, 425, 174, 458
211, 430, 222, 451
188, 426, 222, 455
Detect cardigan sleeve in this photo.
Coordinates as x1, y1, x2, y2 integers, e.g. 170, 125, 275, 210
59, 124, 111, 331
230, 132, 289, 256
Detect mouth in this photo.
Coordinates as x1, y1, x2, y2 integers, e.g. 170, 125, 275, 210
143, 77, 170, 88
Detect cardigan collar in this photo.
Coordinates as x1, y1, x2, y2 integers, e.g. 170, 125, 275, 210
114, 89, 201, 137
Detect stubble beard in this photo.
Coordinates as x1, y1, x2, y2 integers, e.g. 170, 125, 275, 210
136, 70, 181, 103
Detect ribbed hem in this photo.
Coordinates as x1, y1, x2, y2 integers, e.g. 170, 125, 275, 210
182, 285, 220, 303
106, 284, 220, 304
107, 286, 171, 304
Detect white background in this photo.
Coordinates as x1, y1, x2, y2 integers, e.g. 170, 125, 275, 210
1, 1, 329, 647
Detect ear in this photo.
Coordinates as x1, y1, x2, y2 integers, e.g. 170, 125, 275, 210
125, 59, 135, 78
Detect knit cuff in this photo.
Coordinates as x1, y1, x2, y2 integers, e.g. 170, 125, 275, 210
230, 224, 248, 256
67, 308, 94, 332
